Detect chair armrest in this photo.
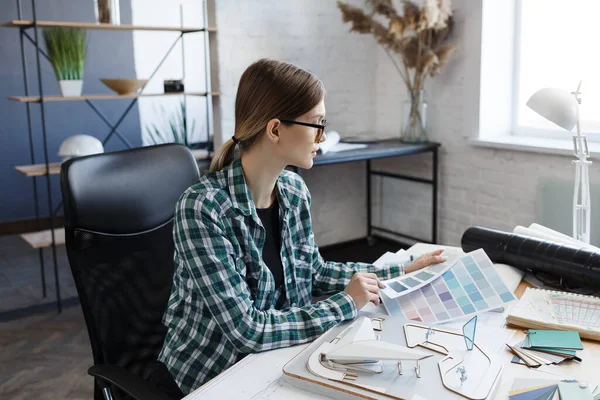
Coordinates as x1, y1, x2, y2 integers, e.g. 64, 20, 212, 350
88, 364, 173, 400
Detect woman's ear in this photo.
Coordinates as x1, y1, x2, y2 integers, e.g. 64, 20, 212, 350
266, 118, 281, 144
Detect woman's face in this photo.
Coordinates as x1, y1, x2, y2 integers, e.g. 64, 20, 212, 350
277, 99, 326, 170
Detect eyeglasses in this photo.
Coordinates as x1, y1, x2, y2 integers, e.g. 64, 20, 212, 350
279, 119, 328, 143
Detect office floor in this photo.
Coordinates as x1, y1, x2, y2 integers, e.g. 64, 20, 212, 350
0, 234, 77, 318
0, 305, 93, 399
0, 234, 90, 399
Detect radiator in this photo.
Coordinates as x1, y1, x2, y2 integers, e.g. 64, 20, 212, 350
536, 177, 600, 248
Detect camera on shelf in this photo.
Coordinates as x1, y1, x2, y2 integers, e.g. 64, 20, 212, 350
164, 79, 184, 93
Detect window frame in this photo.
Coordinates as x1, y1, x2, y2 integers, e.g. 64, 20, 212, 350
511, 0, 600, 143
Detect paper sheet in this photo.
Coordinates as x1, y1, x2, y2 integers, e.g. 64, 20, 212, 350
319, 130, 368, 154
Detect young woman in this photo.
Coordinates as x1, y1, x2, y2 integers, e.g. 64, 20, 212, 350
158, 58, 445, 395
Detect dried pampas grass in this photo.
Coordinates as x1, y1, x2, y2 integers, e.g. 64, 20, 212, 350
337, 0, 456, 98
338, 2, 374, 34
368, 0, 397, 19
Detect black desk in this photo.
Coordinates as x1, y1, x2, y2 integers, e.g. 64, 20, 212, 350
293, 139, 440, 246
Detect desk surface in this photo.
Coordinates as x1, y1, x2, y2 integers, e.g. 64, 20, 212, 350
313, 139, 440, 166
185, 245, 600, 400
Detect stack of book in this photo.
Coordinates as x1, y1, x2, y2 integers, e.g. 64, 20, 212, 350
506, 330, 583, 367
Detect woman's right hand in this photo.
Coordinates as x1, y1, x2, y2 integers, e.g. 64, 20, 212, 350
344, 272, 384, 309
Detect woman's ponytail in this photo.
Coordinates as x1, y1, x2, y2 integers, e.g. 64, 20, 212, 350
209, 139, 237, 172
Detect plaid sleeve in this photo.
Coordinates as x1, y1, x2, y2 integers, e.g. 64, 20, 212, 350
310, 244, 406, 295
297, 177, 405, 295
175, 190, 357, 353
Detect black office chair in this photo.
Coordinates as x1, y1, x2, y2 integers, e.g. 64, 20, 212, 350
60, 144, 200, 400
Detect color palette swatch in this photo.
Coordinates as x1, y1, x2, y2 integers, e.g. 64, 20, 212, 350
382, 249, 517, 324
380, 250, 462, 299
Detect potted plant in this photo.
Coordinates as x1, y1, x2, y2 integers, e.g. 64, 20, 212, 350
144, 100, 211, 159
43, 27, 87, 97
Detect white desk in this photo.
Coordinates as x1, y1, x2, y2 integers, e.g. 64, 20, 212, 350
184, 244, 600, 400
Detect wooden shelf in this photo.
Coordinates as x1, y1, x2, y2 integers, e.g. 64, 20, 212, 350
21, 228, 65, 248
15, 162, 61, 176
8, 91, 220, 103
15, 151, 210, 178
1, 20, 216, 33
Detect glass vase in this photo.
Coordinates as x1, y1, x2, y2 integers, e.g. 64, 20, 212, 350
94, 0, 120, 25
400, 89, 428, 143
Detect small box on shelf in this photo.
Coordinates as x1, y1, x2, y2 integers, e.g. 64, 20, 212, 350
164, 79, 184, 93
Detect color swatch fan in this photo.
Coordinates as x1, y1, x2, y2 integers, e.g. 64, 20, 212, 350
508, 378, 600, 400
506, 330, 583, 368
383, 249, 517, 324
381, 250, 462, 299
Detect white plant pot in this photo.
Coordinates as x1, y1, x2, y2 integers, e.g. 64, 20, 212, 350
58, 80, 83, 97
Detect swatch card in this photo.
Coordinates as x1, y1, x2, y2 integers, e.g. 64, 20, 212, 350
380, 250, 462, 299
382, 249, 517, 324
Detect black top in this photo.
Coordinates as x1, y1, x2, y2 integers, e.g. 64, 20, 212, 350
255, 197, 287, 308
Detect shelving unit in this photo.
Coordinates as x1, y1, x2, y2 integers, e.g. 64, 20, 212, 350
15, 150, 212, 178
21, 228, 66, 248
1, 19, 217, 33
3, 0, 220, 313
15, 162, 61, 177
8, 91, 220, 103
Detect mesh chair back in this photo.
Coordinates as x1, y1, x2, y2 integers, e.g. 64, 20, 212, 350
60, 144, 199, 399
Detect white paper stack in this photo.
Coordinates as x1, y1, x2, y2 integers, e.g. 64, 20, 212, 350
319, 131, 368, 154
512, 223, 600, 252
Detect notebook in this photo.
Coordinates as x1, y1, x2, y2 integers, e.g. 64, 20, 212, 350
506, 288, 600, 341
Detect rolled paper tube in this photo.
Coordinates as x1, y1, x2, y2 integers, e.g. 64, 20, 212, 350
461, 226, 600, 290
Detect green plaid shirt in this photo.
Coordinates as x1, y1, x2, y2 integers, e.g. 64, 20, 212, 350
158, 158, 404, 394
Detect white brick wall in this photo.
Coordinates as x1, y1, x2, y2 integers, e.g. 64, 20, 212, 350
214, 0, 375, 245
215, 0, 600, 248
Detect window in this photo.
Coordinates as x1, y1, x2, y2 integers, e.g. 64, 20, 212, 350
514, 0, 600, 141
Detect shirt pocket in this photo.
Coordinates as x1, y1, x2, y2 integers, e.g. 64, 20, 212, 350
292, 242, 314, 283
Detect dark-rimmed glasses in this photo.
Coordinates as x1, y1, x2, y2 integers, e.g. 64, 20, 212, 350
279, 119, 328, 143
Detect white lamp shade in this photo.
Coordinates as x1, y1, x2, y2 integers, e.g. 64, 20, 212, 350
58, 134, 104, 160
526, 87, 578, 131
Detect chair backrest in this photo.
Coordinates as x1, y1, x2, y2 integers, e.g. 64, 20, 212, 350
60, 144, 199, 400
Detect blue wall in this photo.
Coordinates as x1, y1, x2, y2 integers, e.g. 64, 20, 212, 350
0, 0, 141, 223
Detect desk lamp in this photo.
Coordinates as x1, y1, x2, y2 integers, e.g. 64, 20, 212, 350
526, 82, 591, 244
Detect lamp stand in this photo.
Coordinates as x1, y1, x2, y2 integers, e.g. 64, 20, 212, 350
571, 84, 592, 244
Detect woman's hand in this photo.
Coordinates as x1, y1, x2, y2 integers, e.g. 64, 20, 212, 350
344, 272, 385, 309
405, 249, 447, 274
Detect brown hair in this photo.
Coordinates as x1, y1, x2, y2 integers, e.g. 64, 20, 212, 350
209, 58, 326, 172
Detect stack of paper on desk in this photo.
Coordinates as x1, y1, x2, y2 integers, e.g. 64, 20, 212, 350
505, 288, 600, 341
318, 131, 368, 154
